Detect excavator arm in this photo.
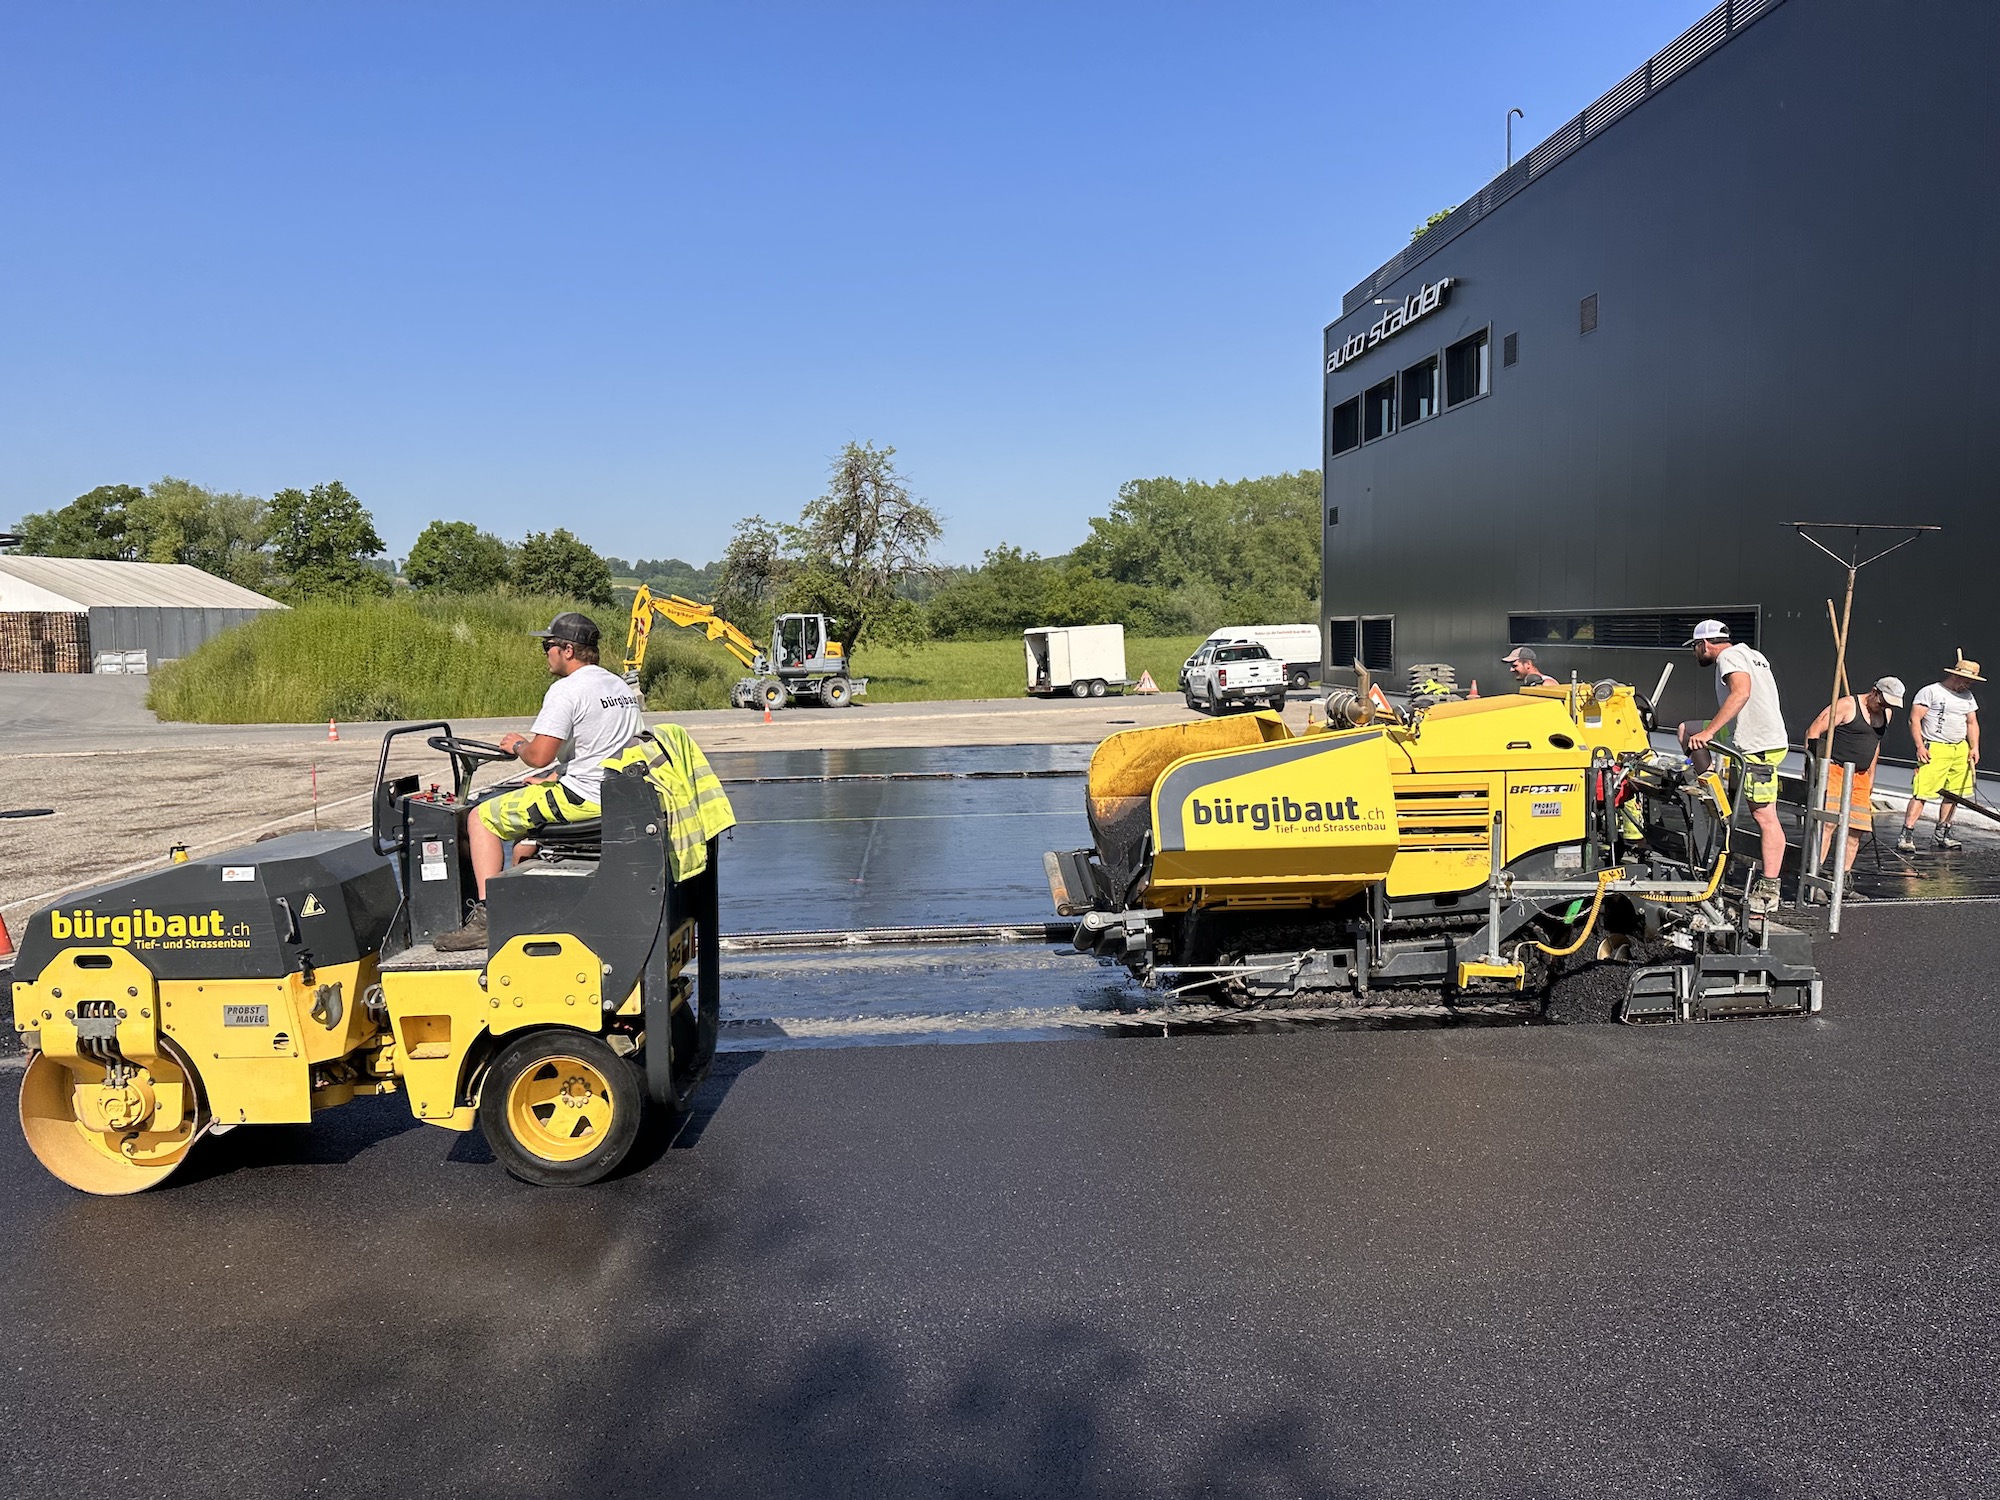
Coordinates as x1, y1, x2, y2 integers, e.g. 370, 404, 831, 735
623, 586, 766, 681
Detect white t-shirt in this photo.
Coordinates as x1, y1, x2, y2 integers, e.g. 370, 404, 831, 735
529, 664, 645, 801
1913, 682, 1978, 744
1713, 642, 1788, 755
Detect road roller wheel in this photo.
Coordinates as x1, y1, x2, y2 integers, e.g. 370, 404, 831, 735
479, 1030, 642, 1187
17, 1040, 208, 1195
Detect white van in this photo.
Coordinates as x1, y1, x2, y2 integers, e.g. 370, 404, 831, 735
1193, 624, 1321, 692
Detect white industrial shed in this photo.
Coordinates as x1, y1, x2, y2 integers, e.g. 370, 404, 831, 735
0, 557, 283, 673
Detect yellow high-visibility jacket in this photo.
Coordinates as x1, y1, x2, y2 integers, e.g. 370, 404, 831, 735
601, 723, 737, 881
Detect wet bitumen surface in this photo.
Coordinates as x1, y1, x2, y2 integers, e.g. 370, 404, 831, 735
5, 745, 2000, 1495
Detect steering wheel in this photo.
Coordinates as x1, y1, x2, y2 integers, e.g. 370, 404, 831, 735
426, 735, 519, 764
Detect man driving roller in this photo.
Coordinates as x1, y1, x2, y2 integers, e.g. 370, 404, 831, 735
437, 611, 644, 951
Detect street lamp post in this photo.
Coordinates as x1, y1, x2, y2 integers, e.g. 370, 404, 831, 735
1506, 107, 1525, 169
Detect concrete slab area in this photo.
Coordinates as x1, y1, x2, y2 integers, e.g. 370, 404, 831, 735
2, 900, 1997, 1498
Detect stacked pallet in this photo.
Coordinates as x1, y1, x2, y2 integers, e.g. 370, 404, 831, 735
0, 611, 91, 673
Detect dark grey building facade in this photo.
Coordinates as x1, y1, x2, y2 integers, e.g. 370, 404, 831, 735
1320, 0, 1998, 736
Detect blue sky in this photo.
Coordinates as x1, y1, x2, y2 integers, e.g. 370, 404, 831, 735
1, 1, 1713, 566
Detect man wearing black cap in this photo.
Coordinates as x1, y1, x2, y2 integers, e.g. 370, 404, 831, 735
1501, 647, 1556, 687
438, 611, 644, 950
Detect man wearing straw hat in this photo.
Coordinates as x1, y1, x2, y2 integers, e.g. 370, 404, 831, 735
1897, 653, 1983, 854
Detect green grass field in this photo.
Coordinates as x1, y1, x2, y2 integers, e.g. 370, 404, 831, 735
857, 635, 1205, 702
148, 593, 1205, 722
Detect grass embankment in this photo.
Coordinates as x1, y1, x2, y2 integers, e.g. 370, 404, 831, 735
149, 593, 1204, 723
146, 594, 711, 723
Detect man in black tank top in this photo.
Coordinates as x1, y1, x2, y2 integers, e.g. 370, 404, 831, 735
1805, 676, 1904, 875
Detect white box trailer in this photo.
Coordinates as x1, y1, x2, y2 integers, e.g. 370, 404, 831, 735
1200, 623, 1322, 691
1024, 624, 1129, 698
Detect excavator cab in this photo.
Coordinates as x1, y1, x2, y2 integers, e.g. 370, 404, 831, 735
772, 613, 843, 673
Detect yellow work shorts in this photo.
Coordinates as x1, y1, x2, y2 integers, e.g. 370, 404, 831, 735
476, 780, 599, 841
1912, 739, 1975, 801
1741, 746, 1786, 805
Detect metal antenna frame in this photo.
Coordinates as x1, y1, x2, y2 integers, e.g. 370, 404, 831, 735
1789, 521, 1941, 910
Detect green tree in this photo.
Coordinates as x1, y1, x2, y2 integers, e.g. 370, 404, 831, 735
711, 516, 788, 638
925, 544, 1184, 639
1072, 471, 1321, 633
129, 477, 270, 591
712, 446, 942, 657
614, 555, 722, 600
16, 484, 144, 558
267, 481, 390, 599
513, 527, 614, 605
406, 520, 512, 593
784, 441, 943, 657
924, 545, 1052, 638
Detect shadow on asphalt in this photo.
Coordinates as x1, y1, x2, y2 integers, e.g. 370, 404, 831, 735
163, 1051, 771, 1189
167, 1096, 430, 1189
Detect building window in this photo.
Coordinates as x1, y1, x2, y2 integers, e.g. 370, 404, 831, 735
1327, 617, 1357, 668
1502, 332, 1518, 367
1400, 356, 1439, 424
1508, 608, 1759, 650
1328, 396, 1361, 456
1328, 615, 1395, 671
1360, 616, 1394, 673
1364, 378, 1397, 441
1444, 329, 1489, 406
1580, 293, 1599, 334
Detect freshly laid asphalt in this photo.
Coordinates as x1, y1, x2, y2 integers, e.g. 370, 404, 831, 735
7, 723, 2000, 1495
3, 895, 1997, 1497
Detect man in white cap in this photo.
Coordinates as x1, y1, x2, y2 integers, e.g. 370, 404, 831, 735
1897, 654, 1983, 854
1501, 647, 1557, 687
1805, 676, 1904, 880
1681, 619, 1789, 915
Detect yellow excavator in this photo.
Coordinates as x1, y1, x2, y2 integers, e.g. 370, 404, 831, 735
1046, 674, 1821, 1022
623, 586, 865, 710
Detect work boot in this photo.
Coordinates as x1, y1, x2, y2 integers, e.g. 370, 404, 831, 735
1895, 832, 1918, 856
1934, 829, 1963, 851
1746, 876, 1781, 917
436, 903, 488, 952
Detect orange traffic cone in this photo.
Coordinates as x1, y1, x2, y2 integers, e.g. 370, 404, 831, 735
0, 911, 13, 959
327, 719, 340, 741
1468, 680, 1479, 698
763, 703, 773, 725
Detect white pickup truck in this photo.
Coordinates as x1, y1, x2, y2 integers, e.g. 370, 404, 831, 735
1183, 640, 1288, 714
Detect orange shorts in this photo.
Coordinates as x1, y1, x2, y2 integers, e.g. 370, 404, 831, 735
1824, 761, 1875, 820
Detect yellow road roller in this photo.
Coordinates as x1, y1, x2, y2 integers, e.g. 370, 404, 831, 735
8, 725, 726, 1194
1046, 678, 1822, 1020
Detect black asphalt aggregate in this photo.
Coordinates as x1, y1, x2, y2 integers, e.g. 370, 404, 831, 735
4, 897, 1998, 1498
